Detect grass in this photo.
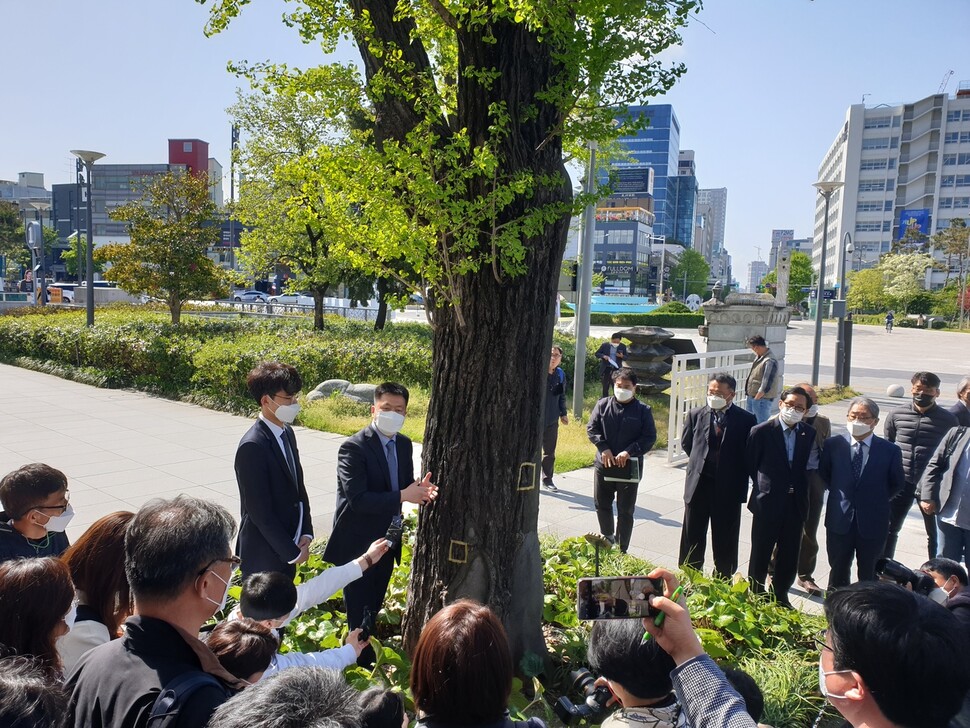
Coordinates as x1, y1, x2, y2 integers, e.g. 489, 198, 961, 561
298, 383, 670, 475
815, 385, 860, 405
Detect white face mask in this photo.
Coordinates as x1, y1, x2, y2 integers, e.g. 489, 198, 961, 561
614, 386, 635, 403
807, 404, 819, 418
35, 503, 75, 533
63, 599, 78, 632
847, 421, 872, 438
779, 407, 803, 426
818, 659, 853, 700
375, 410, 406, 437
707, 395, 727, 411
204, 569, 232, 614
273, 402, 301, 424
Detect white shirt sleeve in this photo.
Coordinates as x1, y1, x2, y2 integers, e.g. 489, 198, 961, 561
268, 644, 358, 674
285, 561, 364, 625
57, 620, 112, 675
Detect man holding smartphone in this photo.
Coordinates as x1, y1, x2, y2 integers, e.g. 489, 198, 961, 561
323, 382, 438, 665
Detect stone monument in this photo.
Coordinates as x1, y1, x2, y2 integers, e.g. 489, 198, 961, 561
700, 292, 791, 366
616, 326, 675, 394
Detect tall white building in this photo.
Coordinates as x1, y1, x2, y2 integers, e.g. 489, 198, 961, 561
747, 260, 768, 293
697, 188, 727, 250
814, 83, 970, 287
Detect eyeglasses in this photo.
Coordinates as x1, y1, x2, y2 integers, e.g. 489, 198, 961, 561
272, 393, 300, 405
846, 414, 875, 422
197, 555, 241, 576
814, 629, 833, 652
34, 491, 71, 515
782, 404, 807, 413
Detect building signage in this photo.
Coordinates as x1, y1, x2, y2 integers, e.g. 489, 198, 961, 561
609, 165, 654, 199
898, 208, 931, 239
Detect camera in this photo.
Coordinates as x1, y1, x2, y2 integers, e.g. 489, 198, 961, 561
875, 558, 947, 603
385, 514, 404, 550
553, 669, 612, 725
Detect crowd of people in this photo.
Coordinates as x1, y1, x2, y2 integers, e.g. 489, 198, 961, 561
2, 348, 970, 727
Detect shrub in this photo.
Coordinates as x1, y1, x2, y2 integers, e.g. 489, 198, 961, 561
651, 301, 692, 314
588, 312, 704, 328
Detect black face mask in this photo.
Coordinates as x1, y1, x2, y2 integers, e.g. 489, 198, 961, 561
914, 393, 935, 408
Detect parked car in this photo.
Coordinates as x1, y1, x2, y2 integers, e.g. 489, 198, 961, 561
47, 283, 76, 303
232, 290, 268, 302
268, 291, 314, 306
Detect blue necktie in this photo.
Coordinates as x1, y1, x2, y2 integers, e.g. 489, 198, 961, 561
785, 427, 795, 464
852, 442, 864, 482
385, 439, 400, 491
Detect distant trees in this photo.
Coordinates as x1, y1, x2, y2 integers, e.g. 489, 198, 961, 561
668, 248, 711, 299
759, 251, 813, 306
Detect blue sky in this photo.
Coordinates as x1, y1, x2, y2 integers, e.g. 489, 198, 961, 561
2, 0, 968, 281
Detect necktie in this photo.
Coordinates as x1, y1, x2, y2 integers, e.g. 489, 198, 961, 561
281, 428, 298, 484
385, 439, 400, 491
852, 442, 864, 482
785, 427, 795, 463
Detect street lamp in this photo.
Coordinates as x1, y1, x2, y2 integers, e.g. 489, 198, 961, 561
811, 179, 843, 386
70, 150, 105, 326
834, 231, 851, 387
572, 140, 598, 419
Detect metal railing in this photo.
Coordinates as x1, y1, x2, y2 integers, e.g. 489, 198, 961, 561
667, 348, 753, 464
208, 300, 381, 322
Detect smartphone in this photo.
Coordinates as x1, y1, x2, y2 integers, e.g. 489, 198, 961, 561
385, 514, 405, 550
577, 576, 664, 620
359, 606, 375, 640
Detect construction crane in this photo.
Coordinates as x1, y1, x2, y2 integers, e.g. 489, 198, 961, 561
939, 70, 954, 94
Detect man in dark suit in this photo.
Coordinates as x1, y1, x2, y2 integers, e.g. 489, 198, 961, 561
594, 333, 628, 398
323, 382, 437, 664
794, 382, 832, 597
679, 372, 756, 577
950, 376, 970, 427
746, 386, 817, 607
820, 397, 905, 590
235, 362, 313, 578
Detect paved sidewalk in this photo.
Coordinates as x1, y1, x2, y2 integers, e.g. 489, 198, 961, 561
0, 363, 942, 610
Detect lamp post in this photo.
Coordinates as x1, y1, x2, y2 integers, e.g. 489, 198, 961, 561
70, 150, 105, 327
811, 179, 843, 386
572, 141, 597, 419
834, 231, 851, 386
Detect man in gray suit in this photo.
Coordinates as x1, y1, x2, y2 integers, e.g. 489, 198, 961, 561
920, 423, 970, 572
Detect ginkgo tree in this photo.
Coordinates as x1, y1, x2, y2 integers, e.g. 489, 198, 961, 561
201, 0, 697, 654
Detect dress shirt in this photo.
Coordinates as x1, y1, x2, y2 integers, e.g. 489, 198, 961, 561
258, 414, 310, 558
373, 426, 401, 491
844, 431, 873, 474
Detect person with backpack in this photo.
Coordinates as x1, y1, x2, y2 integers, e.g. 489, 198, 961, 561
541, 346, 569, 492
67, 496, 248, 728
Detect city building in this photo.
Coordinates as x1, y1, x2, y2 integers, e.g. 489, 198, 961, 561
747, 260, 769, 293
669, 150, 698, 247
697, 188, 727, 250
814, 82, 970, 287
767, 229, 794, 269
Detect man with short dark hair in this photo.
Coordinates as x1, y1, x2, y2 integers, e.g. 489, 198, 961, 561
884, 371, 958, 560
679, 372, 756, 577
324, 382, 438, 665
542, 345, 569, 492
587, 368, 657, 553
586, 619, 682, 728
951, 377, 970, 427
235, 362, 314, 578
746, 386, 817, 607
793, 383, 832, 597
820, 397, 905, 590
821, 582, 970, 728
595, 333, 628, 398
0, 463, 72, 563
207, 667, 363, 728
67, 495, 247, 727
743, 336, 780, 424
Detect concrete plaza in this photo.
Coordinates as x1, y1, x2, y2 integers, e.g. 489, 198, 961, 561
0, 319, 966, 607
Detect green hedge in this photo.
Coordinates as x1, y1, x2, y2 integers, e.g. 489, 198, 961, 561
589, 312, 704, 328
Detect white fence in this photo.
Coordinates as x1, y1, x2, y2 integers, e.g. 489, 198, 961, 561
666, 348, 754, 464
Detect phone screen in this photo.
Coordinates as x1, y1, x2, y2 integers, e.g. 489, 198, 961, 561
577, 576, 664, 620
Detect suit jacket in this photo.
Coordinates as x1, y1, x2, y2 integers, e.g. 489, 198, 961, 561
919, 426, 970, 510
806, 413, 832, 452
820, 434, 905, 540
746, 418, 816, 520
323, 425, 414, 565
235, 419, 313, 575
951, 402, 970, 428
682, 404, 756, 504
594, 341, 628, 375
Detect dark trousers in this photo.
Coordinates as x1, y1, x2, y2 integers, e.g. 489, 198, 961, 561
885, 483, 939, 560
343, 553, 396, 666
678, 474, 743, 577
600, 369, 614, 398
749, 493, 804, 602
797, 471, 826, 580
826, 526, 885, 590
940, 520, 970, 573
594, 467, 639, 552
541, 422, 559, 482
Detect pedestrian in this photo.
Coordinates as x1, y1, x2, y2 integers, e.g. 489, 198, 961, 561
793, 382, 832, 597
594, 333, 628, 398
950, 376, 970, 427
678, 373, 756, 577
542, 346, 569, 492
919, 424, 970, 573
819, 397, 905, 590
0, 463, 73, 564
587, 368, 657, 553
746, 386, 817, 608
742, 336, 780, 424
884, 372, 958, 560
885, 311, 894, 333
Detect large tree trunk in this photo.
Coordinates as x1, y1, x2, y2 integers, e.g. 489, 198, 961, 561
401, 18, 571, 661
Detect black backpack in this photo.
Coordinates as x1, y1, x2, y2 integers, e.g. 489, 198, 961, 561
148, 671, 231, 728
